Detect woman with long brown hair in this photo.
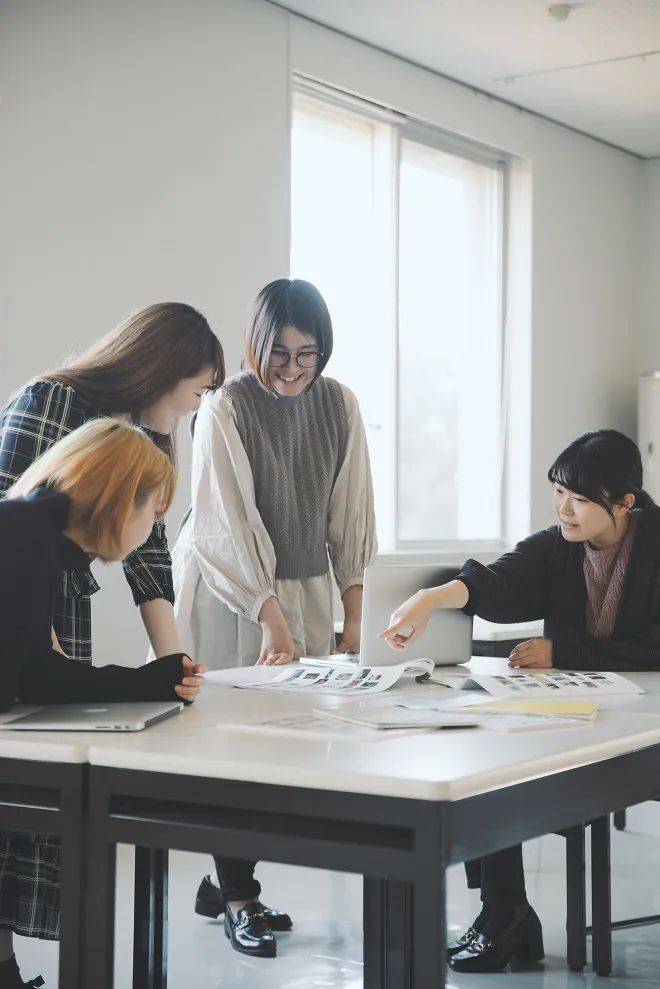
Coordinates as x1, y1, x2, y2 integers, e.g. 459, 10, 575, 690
0, 418, 204, 988
0, 302, 224, 666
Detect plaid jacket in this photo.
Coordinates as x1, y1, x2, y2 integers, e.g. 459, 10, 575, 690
0, 379, 174, 660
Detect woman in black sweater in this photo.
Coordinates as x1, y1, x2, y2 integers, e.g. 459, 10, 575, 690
380, 429, 660, 974
0, 419, 204, 988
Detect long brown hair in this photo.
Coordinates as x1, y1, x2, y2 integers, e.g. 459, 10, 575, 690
244, 279, 332, 389
41, 303, 225, 455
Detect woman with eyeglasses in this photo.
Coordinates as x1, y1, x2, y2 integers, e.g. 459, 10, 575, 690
172, 278, 376, 958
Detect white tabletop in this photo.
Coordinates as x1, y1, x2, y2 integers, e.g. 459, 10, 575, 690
0, 707, 89, 764
82, 658, 660, 802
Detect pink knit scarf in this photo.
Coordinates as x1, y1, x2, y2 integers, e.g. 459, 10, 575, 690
583, 513, 638, 639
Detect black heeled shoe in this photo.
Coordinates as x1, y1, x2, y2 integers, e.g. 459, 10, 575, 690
446, 908, 487, 958
0, 955, 44, 987
224, 902, 277, 958
449, 903, 544, 973
195, 874, 293, 931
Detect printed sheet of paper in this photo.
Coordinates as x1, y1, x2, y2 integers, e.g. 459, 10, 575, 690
203, 658, 434, 696
459, 669, 643, 699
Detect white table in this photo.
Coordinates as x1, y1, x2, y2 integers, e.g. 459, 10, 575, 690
72, 658, 660, 988
0, 709, 89, 988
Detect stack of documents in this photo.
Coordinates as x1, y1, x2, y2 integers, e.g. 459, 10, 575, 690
403, 694, 598, 721
316, 695, 598, 733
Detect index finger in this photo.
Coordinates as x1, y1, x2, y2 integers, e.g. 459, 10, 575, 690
378, 618, 411, 640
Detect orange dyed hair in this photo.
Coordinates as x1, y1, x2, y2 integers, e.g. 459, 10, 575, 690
7, 419, 175, 558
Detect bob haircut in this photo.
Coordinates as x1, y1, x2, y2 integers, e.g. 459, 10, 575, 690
244, 279, 333, 389
39, 302, 225, 459
548, 429, 654, 520
7, 419, 175, 560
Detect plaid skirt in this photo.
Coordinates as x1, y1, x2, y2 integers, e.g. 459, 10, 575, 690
0, 830, 61, 940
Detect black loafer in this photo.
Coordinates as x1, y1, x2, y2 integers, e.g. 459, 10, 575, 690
446, 907, 486, 958
195, 874, 293, 931
447, 923, 483, 957
449, 904, 544, 973
224, 902, 277, 958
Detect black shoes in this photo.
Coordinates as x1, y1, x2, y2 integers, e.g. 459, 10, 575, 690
449, 903, 544, 973
224, 902, 277, 958
446, 908, 486, 958
195, 874, 293, 931
0, 955, 44, 987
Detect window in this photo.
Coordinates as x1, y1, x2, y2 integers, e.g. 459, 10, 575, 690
291, 84, 506, 551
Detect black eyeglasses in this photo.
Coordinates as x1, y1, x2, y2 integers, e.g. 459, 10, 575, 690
269, 350, 321, 369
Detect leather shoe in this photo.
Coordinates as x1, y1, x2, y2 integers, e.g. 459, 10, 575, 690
224, 902, 277, 958
195, 875, 292, 931
446, 908, 486, 957
449, 903, 544, 973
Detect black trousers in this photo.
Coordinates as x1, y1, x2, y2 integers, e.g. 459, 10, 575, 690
464, 843, 526, 908
213, 857, 261, 902
213, 845, 526, 907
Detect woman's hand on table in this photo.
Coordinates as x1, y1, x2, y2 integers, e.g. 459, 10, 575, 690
257, 624, 299, 665
508, 638, 553, 669
175, 656, 206, 702
335, 618, 361, 654
257, 595, 299, 665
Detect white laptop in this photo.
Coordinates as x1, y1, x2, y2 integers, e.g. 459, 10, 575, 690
3, 701, 183, 732
305, 564, 473, 668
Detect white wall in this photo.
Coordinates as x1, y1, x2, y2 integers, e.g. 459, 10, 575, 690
1, 0, 291, 663
639, 161, 660, 374
1, 0, 645, 663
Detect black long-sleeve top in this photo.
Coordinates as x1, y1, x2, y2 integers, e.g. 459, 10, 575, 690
458, 507, 660, 672
0, 487, 185, 713
0, 380, 174, 661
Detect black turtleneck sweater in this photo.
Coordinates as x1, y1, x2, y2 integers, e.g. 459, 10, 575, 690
0, 488, 186, 713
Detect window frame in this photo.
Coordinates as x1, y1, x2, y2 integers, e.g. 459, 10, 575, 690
292, 76, 511, 554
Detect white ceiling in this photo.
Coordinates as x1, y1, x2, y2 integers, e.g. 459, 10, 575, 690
274, 0, 660, 158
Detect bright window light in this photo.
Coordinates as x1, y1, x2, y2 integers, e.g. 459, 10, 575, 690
291, 88, 505, 550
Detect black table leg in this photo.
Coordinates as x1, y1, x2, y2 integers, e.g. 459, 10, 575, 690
83, 777, 117, 989
591, 815, 612, 976
364, 877, 413, 988
411, 813, 445, 989
55, 765, 87, 989
565, 824, 587, 971
613, 809, 627, 832
412, 864, 445, 988
133, 847, 168, 989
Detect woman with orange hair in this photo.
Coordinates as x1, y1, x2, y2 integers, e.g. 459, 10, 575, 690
0, 419, 205, 988
0, 302, 224, 665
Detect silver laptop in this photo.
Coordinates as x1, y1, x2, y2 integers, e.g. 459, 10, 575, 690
305, 564, 473, 668
3, 701, 183, 732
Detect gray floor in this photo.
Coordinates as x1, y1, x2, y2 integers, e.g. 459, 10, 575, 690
16, 806, 660, 987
